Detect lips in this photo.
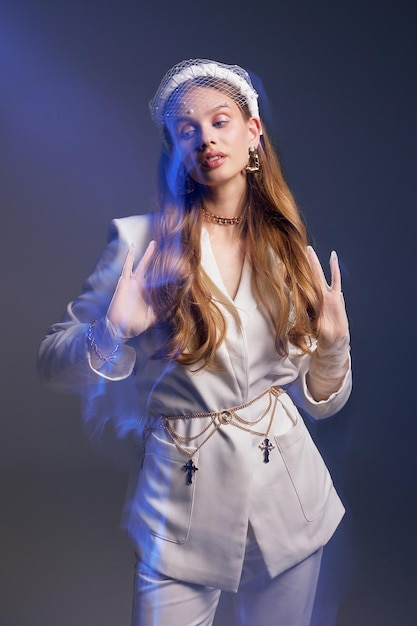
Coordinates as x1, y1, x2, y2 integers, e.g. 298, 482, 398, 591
201, 152, 226, 169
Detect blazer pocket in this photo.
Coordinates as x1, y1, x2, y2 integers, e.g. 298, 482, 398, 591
274, 415, 333, 522
137, 431, 198, 544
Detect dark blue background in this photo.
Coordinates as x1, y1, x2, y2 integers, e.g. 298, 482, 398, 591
1, 1, 416, 624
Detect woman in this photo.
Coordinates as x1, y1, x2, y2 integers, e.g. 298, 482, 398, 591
38, 59, 351, 626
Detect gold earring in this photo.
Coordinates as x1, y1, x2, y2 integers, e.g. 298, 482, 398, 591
184, 174, 195, 194
245, 146, 260, 173
176, 165, 194, 195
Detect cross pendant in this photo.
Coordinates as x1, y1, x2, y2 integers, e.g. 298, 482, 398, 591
182, 459, 198, 485
259, 438, 275, 463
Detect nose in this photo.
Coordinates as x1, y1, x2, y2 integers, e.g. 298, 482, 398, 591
198, 125, 216, 150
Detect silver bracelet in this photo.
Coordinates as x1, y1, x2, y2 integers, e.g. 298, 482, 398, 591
87, 320, 120, 362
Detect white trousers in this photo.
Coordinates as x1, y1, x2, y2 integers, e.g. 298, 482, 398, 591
131, 530, 323, 626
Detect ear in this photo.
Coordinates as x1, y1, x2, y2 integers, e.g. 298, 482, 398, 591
247, 117, 262, 147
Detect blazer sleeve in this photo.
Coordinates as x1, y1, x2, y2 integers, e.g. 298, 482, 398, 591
37, 215, 154, 392
285, 346, 352, 420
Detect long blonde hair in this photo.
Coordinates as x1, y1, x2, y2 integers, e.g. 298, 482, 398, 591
146, 88, 323, 368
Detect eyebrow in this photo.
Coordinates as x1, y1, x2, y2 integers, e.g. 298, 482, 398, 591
175, 102, 232, 123
210, 102, 232, 112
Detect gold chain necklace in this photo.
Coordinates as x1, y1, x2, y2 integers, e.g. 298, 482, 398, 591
202, 206, 243, 226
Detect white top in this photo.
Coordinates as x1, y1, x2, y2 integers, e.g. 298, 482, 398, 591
38, 214, 351, 591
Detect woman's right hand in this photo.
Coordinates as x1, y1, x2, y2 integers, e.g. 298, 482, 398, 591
106, 240, 157, 338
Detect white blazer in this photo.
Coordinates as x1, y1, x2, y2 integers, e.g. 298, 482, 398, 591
38, 214, 351, 592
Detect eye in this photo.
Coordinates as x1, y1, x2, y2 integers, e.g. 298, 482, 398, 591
177, 124, 197, 141
213, 116, 229, 128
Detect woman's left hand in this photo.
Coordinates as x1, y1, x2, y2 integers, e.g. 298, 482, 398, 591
307, 246, 349, 348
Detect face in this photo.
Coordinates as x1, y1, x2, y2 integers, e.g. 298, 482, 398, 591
167, 86, 261, 189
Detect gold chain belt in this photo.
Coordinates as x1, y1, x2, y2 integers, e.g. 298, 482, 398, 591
148, 386, 285, 484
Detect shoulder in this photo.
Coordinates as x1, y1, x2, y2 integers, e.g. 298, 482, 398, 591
108, 213, 156, 249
